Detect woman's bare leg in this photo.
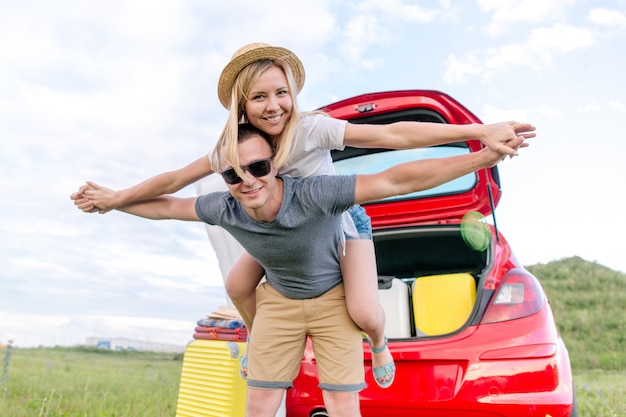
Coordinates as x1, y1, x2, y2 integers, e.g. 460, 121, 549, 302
341, 239, 393, 384
225, 252, 265, 378
224, 251, 265, 330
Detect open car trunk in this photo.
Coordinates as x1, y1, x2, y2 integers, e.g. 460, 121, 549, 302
374, 225, 489, 339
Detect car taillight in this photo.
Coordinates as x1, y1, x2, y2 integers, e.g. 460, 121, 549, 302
481, 268, 545, 324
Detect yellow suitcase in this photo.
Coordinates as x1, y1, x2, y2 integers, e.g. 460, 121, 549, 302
176, 339, 247, 417
412, 273, 476, 336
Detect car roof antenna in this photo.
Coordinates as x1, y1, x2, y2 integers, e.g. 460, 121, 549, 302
486, 169, 501, 245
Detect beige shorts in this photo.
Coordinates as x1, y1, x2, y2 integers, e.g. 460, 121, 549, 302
247, 282, 365, 392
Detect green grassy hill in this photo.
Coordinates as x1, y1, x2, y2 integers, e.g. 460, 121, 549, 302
526, 256, 626, 370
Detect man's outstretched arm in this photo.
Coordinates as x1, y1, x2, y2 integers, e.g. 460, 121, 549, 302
117, 196, 200, 222
353, 139, 521, 205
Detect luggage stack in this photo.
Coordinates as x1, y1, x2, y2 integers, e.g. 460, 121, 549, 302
176, 306, 248, 417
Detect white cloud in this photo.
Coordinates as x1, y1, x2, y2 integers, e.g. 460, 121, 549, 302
477, 0, 577, 35
0, 311, 71, 330
444, 24, 593, 84
443, 53, 483, 84
334, 1, 453, 71
0, 311, 199, 347
341, 15, 387, 68
609, 101, 626, 113
588, 7, 626, 27
531, 104, 564, 119
530, 23, 594, 53
576, 101, 626, 114
357, 0, 440, 22
480, 105, 529, 124
577, 102, 602, 113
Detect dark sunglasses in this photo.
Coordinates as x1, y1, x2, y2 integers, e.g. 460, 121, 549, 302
220, 157, 274, 185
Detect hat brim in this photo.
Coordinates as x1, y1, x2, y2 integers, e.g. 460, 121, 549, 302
218, 45, 305, 109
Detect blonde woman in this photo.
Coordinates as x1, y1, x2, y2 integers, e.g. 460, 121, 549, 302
72, 43, 534, 388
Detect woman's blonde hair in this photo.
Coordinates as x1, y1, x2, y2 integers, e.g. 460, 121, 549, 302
212, 59, 302, 176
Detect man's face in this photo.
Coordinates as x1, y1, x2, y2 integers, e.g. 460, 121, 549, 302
220, 135, 280, 216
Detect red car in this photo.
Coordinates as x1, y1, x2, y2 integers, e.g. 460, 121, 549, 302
285, 90, 577, 417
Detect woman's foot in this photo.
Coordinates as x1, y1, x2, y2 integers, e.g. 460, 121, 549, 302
368, 337, 395, 388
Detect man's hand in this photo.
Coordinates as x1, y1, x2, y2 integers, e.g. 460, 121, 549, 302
480, 133, 527, 167
70, 181, 117, 214
480, 121, 536, 156
70, 183, 98, 213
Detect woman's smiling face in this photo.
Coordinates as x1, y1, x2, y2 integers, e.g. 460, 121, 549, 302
244, 65, 293, 138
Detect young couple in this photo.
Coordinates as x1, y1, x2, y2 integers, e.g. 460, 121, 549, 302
72, 43, 534, 417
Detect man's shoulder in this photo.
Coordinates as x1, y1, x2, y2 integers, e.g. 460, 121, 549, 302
282, 174, 341, 184
196, 190, 240, 214
197, 189, 234, 202
284, 175, 353, 194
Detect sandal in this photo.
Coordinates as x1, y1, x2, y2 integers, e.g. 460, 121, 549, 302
239, 354, 248, 379
239, 336, 250, 379
369, 337, 395, 389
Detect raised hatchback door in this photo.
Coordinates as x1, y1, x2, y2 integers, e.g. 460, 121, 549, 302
321, 90, 502, 228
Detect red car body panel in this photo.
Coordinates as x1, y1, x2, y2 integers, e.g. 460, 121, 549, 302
319, 90, 501, 228
285, 90, 575, 417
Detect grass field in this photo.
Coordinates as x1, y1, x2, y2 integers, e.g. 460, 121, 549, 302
1, 346, 624, 416
2, 258, 624, 416
0, 346, 182, 417
575, 369, 626, 417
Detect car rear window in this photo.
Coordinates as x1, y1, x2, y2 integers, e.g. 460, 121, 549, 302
333, 146, 476, 203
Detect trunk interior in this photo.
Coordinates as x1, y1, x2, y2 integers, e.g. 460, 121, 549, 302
373, 225, 489, 339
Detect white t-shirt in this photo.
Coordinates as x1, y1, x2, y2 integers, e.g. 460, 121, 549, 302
279, 113, 358, 240
279, 113, 347, 178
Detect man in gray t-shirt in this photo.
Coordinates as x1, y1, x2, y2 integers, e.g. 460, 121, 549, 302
196, 174, 353, 300
118, 123, 524, 417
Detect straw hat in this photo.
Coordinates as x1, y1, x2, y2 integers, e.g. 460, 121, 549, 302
217, 42, 305, 109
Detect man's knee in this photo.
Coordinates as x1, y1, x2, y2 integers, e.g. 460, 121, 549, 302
322, 391, 361, 417
246, 388, 285, 417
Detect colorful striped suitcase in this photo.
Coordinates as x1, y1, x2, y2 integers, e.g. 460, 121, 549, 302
176, 339, 247, 417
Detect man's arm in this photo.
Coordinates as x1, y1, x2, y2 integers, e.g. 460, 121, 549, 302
353, 141, 518, 205
117, 196, 201, 222
71, 155, 213, 214
344, 120, 535, 156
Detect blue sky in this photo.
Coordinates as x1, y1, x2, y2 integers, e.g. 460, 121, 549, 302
1, 0, 625, 348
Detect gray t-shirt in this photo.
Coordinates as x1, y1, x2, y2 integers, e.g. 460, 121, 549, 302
195, 175, 357, 299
